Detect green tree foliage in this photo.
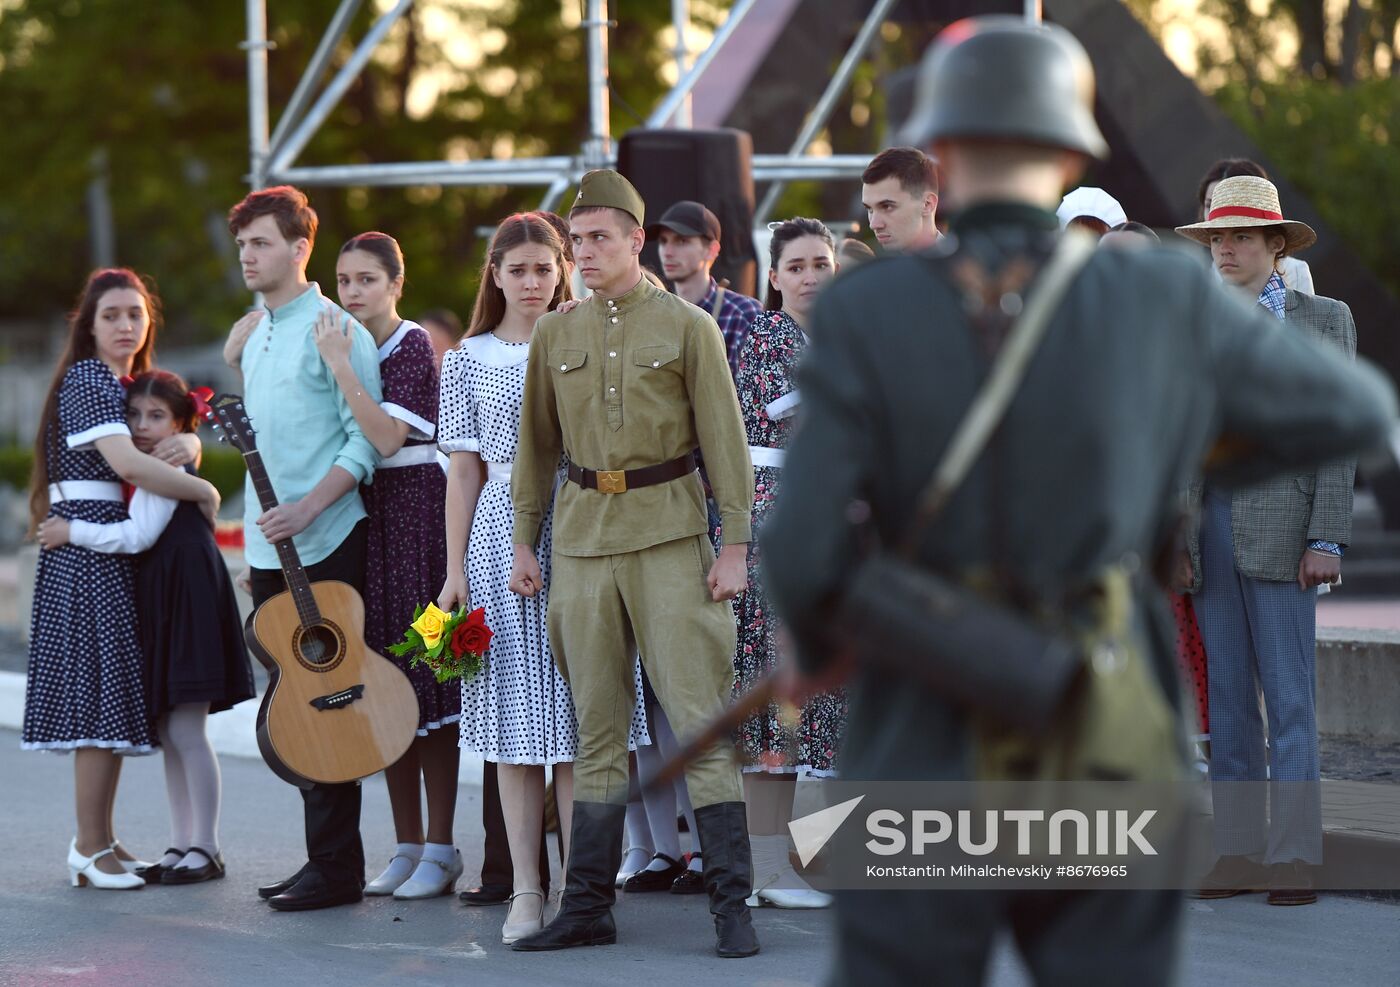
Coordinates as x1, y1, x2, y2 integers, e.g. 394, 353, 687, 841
1213, 76, 1400, 300
0, 0, 689, 342
1127, 0, 1400, 300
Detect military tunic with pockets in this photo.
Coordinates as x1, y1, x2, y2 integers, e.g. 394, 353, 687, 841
513, 275, 754, 807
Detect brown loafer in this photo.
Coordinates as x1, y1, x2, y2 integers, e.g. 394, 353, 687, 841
1191, 854, 1268, 899
1266, 861, 1317, 906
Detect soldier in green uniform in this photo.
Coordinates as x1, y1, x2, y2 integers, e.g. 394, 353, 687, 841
507, 170, 759, 958
760, 16, 1397, 986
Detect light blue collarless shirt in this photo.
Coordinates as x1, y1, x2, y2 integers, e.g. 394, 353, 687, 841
239, 282, 382, 569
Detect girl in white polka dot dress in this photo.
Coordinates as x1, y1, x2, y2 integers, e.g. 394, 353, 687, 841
438, 214, 649, 943
23, 269, 221, 890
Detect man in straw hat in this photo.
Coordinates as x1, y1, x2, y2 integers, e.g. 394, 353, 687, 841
1176, 175, 1354, 905
760, 15, 1396, 985
508, 169, 760, 957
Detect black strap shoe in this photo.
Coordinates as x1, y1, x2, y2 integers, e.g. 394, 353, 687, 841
135, 848, 186, 886
695, 802, 761, 958
267, 870, 363, 911
621, 853, 686, 893
670, 854, 704, 895
511, 801, 625, 952
459, 883, 512, 906
257, 864, 308, 900
162, 849, 226, 885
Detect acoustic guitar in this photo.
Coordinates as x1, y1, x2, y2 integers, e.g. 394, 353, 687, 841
208, 394, 418, 789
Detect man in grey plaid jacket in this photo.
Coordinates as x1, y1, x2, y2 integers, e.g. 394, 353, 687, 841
1177, 178, 1355, 905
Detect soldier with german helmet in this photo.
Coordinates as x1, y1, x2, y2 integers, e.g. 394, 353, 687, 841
508, 169, 759, 957
760, 15, 1396, 985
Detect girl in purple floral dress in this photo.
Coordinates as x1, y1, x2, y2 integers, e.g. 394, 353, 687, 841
730, 219, 847, 908
311, 232, 462, 900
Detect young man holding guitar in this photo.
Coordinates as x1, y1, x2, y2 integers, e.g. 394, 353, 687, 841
225, 185, 383, 911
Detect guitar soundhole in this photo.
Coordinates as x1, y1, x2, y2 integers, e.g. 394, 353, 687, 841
293, 622, 345, 672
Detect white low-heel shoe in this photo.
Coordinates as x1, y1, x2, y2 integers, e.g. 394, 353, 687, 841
68, 839, 144, 890
109, 841, 153, 874
392, 849, 464, 900
501, 889, 545, 944
747, 886, 833, 909
365, 848, 423, 896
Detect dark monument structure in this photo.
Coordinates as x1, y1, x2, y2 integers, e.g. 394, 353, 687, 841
699, 0, 1400, 535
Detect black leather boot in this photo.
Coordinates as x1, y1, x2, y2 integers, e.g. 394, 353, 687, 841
694, 801, 761, 958
511, 801, 625, 952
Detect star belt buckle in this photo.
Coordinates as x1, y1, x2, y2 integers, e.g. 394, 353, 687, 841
596, 470, 627, 494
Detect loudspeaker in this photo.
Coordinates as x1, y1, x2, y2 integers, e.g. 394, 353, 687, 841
617, 128, 757, 297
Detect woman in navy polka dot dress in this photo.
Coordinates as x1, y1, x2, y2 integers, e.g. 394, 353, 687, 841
309, 233, 463, 899
23, 269, 221, 889
438, 214, 649, 942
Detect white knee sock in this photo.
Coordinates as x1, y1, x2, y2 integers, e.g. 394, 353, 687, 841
162, 704, 221, 865
649, 704, 699, 842
156, 714, 193, 866
636, 711, 682, 862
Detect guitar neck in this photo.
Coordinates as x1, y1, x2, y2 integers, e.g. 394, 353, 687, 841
242, 449, 322, 627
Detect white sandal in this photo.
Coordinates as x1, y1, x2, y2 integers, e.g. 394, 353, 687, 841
501, 889, 545, 944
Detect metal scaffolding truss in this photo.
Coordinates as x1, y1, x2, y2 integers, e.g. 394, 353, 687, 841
244, 0, 906, 216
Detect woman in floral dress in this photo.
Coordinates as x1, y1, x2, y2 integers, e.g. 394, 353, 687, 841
729, 218, 847, 908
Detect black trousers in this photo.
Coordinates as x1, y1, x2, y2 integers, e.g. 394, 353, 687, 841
480, 760, 552, 895
250, 522, 367, 890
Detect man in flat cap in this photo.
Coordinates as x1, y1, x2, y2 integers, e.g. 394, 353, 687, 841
760, 15, 1396, 987
508, 169, 759, 958
648, 200, 762, 375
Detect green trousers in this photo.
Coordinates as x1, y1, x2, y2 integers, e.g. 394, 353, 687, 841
549, 534, 742, 807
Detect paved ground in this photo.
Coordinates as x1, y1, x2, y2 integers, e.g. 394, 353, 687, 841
1317, 598, 1400, 631
0, 730, 832, 987
4, 732, 1400, 987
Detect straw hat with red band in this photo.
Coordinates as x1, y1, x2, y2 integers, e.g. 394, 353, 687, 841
1175, 175, 1316, 253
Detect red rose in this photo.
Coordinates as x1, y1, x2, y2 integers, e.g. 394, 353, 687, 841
450, 610, 493, 656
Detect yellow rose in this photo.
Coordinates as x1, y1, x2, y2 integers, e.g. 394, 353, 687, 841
411, 602, 449, 650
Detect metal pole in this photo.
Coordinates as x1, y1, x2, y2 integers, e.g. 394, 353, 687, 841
539, 175, 572, 213
268, 0, 364, 159
87, 148, 115, 267
271, 160, 580, 187
243, 0, 271, 189
646, 0, 759, 128
583, 0, 612, 167
754, 0, 897, 223
751, 154, 870, 182
268, 0, 414, 176
1025, 0, 1042, 23
670, 0, 691, 128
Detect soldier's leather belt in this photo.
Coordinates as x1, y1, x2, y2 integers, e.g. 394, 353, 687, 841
566, 452, 697, 494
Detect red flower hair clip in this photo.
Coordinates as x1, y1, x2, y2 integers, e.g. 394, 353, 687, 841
188, 386, 214, 420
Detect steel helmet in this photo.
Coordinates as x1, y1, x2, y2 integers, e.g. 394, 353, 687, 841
898, 15, 1109, 161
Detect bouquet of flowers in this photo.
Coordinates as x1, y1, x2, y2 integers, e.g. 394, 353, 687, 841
388, 602, 493, 684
